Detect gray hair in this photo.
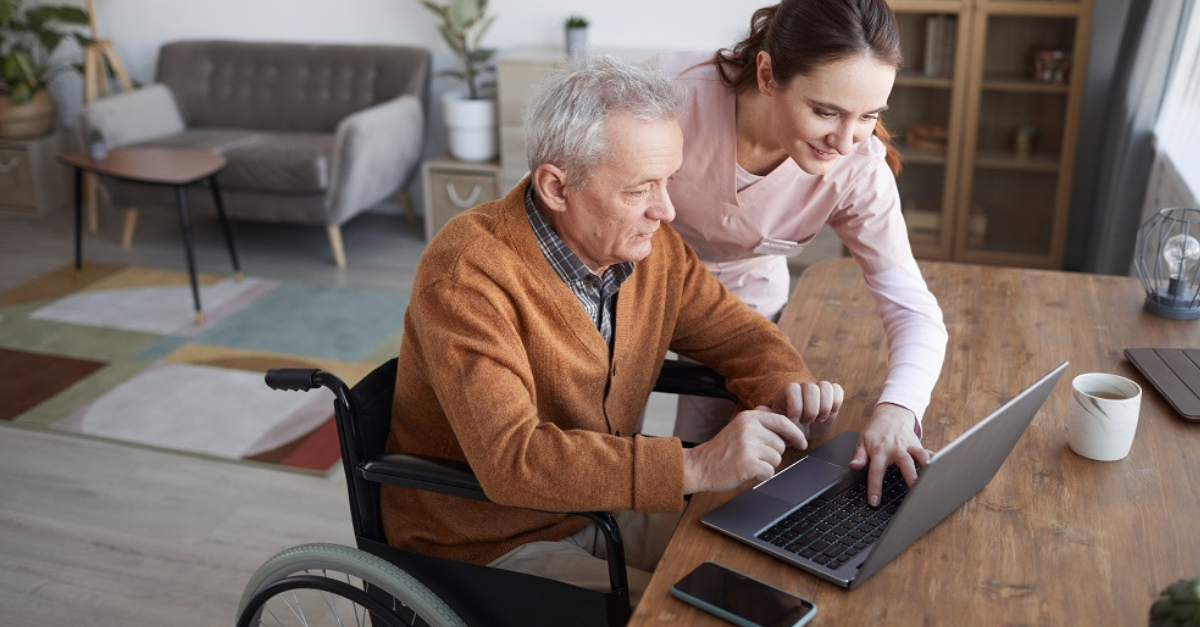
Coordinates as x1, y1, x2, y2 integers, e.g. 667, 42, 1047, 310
524, 54, 688, 188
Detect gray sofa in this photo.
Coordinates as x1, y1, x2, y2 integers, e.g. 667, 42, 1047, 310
82, 40, 430, 267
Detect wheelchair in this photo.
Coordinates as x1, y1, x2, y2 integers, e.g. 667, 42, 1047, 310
235, 357, 735, 627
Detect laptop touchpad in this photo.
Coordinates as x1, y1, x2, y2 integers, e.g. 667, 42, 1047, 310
755, 456, 850, 504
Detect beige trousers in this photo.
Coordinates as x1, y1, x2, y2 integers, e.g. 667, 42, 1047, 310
487, 509, 683, 608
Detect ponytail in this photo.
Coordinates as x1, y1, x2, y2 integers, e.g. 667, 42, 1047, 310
713, 5, 777, 94
874, 120, 903, 176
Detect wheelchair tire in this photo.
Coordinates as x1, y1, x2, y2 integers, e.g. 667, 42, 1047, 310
237, 542, 468, 627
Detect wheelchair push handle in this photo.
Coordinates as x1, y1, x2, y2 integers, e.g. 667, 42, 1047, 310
264, 368, 322, 392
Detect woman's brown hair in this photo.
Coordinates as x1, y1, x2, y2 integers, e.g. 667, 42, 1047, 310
714, 0, 905, 175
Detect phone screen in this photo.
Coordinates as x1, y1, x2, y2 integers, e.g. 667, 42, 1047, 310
672, 562, 816, 627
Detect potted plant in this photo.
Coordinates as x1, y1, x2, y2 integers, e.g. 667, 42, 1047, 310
419, 0, 498, 162
564, 15, 589, 58
0, 0, 91, 138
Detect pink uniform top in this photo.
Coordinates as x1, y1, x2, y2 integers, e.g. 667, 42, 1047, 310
651, 51, 948, 422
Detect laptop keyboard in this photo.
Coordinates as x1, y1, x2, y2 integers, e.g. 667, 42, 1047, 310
756, 466, 910, 570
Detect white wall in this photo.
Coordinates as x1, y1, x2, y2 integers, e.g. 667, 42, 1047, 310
48, 0, 767, 135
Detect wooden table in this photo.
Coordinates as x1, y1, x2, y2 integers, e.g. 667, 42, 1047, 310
60, 148, 242, 325
632, 258, 1200, 627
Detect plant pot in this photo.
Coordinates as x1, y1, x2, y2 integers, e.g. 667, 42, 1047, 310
88, 139, 108, 161
0, 89, 56, 138
443, 92, 497, 162
566, 27, 588, 57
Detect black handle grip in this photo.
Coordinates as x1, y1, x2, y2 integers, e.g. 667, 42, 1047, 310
264, 368, 321, 392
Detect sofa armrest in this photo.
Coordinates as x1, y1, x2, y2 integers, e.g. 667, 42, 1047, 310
79, 84, 187, 148
326, 94, 425, 224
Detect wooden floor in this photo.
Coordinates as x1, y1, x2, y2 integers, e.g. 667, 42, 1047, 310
0, 203, 418, 627
0, 200, 682, 626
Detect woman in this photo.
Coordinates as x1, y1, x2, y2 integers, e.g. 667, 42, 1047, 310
651, 0, 947, 506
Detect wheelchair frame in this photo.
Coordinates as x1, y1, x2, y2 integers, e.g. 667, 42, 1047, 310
236, 358, 735, 627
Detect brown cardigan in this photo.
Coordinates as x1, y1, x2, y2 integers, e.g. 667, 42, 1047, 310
381, 181, 815, 565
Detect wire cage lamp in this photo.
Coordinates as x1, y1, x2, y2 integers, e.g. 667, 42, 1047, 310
1134, 207, 1200, 320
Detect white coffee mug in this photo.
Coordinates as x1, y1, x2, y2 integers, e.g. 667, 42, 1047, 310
1067, 373, 1142, 461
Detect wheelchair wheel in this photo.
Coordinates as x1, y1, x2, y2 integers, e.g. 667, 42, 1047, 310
237, 543, 468, 627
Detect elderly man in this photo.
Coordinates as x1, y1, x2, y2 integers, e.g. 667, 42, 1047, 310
381, 56, 843, 604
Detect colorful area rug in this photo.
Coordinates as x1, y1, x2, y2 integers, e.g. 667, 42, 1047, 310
0, 263, 406, 474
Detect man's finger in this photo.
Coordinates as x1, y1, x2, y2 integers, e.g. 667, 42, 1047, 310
758, 411, 808, 450
817, 380, 835, 421
800, 382, 820, 423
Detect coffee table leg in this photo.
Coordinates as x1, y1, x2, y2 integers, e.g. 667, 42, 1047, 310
208, 175, 242, 281
174, 185, 204, 325
73, 167, 83, 273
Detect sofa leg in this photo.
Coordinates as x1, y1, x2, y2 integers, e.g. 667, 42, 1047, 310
326, 224, 346, 268
121, 208, 139, 248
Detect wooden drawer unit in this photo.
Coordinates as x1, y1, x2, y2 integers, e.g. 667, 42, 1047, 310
422, 155, 501, 241
0, 131, 66, 215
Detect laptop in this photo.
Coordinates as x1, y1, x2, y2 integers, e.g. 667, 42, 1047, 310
702, 361, 1068, 589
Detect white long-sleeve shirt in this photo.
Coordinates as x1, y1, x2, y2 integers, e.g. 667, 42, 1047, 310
651, 51, 948, 422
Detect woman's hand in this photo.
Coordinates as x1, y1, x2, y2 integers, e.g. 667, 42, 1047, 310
848, 403, 933, 507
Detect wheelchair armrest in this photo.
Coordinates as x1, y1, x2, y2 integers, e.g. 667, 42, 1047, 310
653, 359, 738, 402
360, 453, 489, 502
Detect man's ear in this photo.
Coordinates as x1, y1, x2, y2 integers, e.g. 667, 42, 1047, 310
532, 164, 570, 214
756, 50, 776, 96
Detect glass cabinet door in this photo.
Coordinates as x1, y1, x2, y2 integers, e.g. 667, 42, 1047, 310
889, 5, 971, 260
958, 11, 1081, 266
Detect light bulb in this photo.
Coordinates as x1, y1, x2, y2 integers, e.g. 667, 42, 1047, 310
1162, 233, 1200, 280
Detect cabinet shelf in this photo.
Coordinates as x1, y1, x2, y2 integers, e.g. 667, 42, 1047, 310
981, 75, 1071, 93
901, 147, 950, 165
896, 72, 955, 88
975, 151, 1060, 171
981, 1, 1085, 17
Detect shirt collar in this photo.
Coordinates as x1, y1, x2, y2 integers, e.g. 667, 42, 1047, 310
524, 183, 635, 285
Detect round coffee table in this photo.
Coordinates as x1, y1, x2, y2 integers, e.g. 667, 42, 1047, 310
59, 147, 243, 325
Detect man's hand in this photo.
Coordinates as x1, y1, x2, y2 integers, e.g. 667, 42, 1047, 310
682, 407, 809, 494
847, 403, 934, 507
772, 380, 844, 439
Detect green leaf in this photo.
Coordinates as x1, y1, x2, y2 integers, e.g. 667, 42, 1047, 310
9, 81, 30, 103
471, 14, 496, 52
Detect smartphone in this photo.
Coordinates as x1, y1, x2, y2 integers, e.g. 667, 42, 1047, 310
670, 561, 818, 627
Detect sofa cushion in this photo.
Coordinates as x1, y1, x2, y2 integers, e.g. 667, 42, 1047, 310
132, 129, 335, 193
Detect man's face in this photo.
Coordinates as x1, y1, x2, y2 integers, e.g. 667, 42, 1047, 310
555, 115, 684, 274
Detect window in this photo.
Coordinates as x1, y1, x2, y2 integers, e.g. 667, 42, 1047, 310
1154, 2, 1200, 198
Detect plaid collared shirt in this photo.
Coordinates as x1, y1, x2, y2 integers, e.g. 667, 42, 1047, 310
525, 184, 633, 347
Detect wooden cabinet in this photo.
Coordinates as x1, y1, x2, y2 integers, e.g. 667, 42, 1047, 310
0, 131, 67, 216
421, 155, 500, 241
887, 0, 1092, 268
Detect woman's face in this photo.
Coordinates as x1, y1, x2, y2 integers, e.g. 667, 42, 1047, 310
758, 52, 896, 176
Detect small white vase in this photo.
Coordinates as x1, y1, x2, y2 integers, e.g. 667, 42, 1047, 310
442, 92, 497, 162
566, 27, 588, 58
88, 140, 108, 161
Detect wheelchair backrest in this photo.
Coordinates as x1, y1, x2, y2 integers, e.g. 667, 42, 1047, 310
342, 357, 399, 543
